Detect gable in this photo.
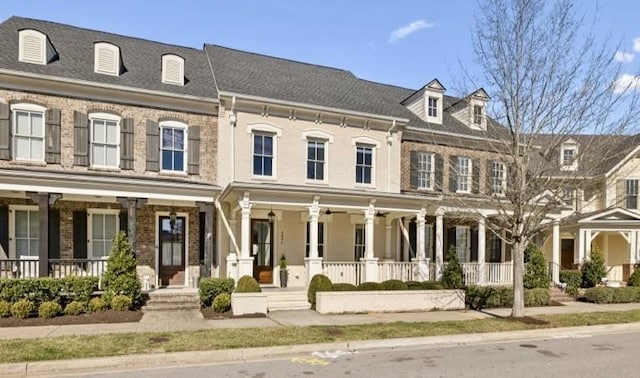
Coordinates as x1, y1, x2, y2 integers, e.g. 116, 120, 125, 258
579, 208, 640, 223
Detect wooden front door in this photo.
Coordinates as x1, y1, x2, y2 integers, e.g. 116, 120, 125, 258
561, 239, 575, 269
252, 219, 273, 284
159, 216, 186, 287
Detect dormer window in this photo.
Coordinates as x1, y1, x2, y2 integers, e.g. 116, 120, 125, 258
562, 149, 575, 166
427, 97, 438, 118
94, 42, 120, 76
162, 54, 184, 86
473, 105, 483, 125
560, 140, 578, 171
18, 29, 56, 65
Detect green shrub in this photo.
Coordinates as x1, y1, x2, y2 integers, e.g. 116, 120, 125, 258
357, 282, 383, 291
0, 300, 11, 317
88, 297, 107, 312
10, 299, 33, 319
62, 277, 99, 304
102, 231, 142, 307
466, 286, 550, 309
380, 280, 408, 290
486, 286, 514, 308
307, 274, 332, 305
524, 288, 550, 307
235, 276, 262, 293
0, 278, 63, 305
465, 286, 496, 310
524, 244, 551, 289
38, 301, 61, 319
581, 246, 607, 288
110, 295, 132, 311
212, 293, 231, 313
584, 287, 614, 304
64, 301, 86, 316
560, 269, 582, 296
332, 283, 357, 291
199, 278, 235, 307
405, 281, 423, 290
611, 287, 640, 303
421, 281, 445, 290
441, 246, 464, 289
627, 266, 640, 287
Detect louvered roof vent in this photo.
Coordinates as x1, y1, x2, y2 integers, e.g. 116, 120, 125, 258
94, 42, 121, 76
18, 29, 56, 65
162, 54, 184, 86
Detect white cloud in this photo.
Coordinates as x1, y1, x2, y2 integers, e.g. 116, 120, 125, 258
389, 20, 434, 43
614, 73, 640, 93
615, 51, 635, 63
633, 37, 640, 52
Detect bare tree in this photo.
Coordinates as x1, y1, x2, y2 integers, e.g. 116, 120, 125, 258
469, 0, 640, 317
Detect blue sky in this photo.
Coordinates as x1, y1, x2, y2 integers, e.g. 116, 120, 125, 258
1, 1, 639, 95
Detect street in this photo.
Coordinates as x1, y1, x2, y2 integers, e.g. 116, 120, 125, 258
79, 330, 640, 377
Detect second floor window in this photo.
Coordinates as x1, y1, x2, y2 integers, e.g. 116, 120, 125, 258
90, 117, 119, 168
562, 189, 576, 208
253, 133, 273, 176
428, 97, 438, 118
13, 109, 44, 161
417, 152, 434, 189
307, 139, 325, 181
355, 144, 373, 184
161, 125, 186, 172
627, 180, 639, 209
457, 157, 471, 192
473, 105, 483, 125
492, 161, 506, 194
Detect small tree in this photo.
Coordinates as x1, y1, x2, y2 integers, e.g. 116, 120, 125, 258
441, 246, 464, 289
523, 243, 550, 289
582, 246, 607, 288
102, 231, 142, 306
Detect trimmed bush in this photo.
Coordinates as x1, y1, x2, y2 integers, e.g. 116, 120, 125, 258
421, 281, 445, 290
88, 297, 107, 312
584, 287, 614, 304
357, 282, 383, 291
102, 231, 142, 307
441, 246, 464, 289
560, 269, 582, 296
64, 301, 86, 316
524, 288, 551, 307
307, 274, 332, 305
465, 286, 495, 310
0, 278, 62, 305
486, 286, 514, 308
110, 295, 132, 311
524, 244, 551, 289
627, 266, 640, 287
38, 301, 62, 319
62, 277, 99, 304
581, 246, 607, 288
380, 280, 408, 290
466, 286, 550, 309
236, 276, 262, 293
406, 281, 424, 290
332, 283, 357, 291
0, 300, 11, 317
212, 293, 231, 313
10, 299, 33, 319
611, 287, 640, 303
199, 278, 235, 307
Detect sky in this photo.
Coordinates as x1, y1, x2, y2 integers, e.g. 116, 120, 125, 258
2, 0, 640, 96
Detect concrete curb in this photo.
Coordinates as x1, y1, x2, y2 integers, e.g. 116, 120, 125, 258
5, 322, 640, 377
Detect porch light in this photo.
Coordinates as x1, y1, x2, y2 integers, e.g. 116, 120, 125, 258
169, 210, 177, 233
268, 208, 276, 224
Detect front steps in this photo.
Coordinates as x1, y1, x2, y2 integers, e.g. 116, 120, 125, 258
264, 289, 311, 311
142, 288, 201, 312
549, 287, 575, 303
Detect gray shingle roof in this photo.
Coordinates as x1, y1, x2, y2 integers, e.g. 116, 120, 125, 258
0, 16, 217, 99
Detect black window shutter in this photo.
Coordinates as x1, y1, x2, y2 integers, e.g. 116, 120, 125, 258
45, 109, 61, 164
0, 206, 8, 257
48, 209, 60, 259
120, 118, 134, 170
119, 210, 128, 237
446, 227, 457, 258
470, 228, 478, 262
73, 210, 88, 259
146, 120, 159, 171
73, 111, 89, 166
472, 158, 480, 194
199, 212, 205, 264
486, 160, 494, 194
434, 154, 444, 191
187, 126, 200, 175
0, 103, 10, 160
448, 156, 458, 193
409, 150, 418, 189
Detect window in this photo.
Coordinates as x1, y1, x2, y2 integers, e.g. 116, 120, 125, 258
307, 139, 325, 181
89, 211, 118, 259
14, 209, 39, 258
94, 42, 120, 76
562, 148, 575, 166
424, 224, 433, 259
253, 133, 274, 176
162, 54, 184, 86
354, 224, 366, 260
417, 152, 434, 189
473, 105, 483, 125
627, 180, 639, 209
562, 189, 576, 208
90, 114, 119, 168
457, 157, 471, 192
13, 106, 45, 161
428, 97, 438, 118
488, 232, 502, 262
161, 122, 187, 172
355, 144, 373, 184
305, 222, 325, 258
455, 226, 469, 262
492, 161, 506, 194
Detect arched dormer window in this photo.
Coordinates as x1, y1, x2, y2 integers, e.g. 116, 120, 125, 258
18, 29, 56, 65
162, 54, 184, 86
94, 42, 121, 76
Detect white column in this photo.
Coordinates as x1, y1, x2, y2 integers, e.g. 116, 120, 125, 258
414, 208, 429, 281
630, 230, 637, 265
435, 208, 444, 280
362, 203, 379, 282
384, 219, 393, 260
552, 222, 560, 284
226, 218, 239, 281
402, 218, 410, 261
237, 193, 254, 279
305, 198, 323, 283
585, 229, 592, 261
478, 217, 486, 286
576, 229, 584, 265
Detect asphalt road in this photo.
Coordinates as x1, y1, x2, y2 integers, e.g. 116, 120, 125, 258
80, 331, 640, 378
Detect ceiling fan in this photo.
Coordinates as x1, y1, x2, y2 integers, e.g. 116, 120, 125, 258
324, 208, 347, 215
376, 211, 389, 218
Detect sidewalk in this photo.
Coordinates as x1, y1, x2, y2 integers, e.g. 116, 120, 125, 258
2, 301, 640, 340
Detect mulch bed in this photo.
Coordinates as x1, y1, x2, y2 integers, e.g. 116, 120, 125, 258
200, 307, 266, 320
0, 310, 143, 327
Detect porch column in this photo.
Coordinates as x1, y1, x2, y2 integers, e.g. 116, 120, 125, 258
116, 197, 147, 256
197, 202, 215, 278
28, 192, 62, 277
585, 229, 592, 261
413, 208, 429, 281
630, 230, 638, 265
305, 198, 323, 283
435, 208, 444, 280
477, 217, 486, 286
577, 228, 585, 265
237, 193, 254, 278
362, 203, 378, 282
384, 218, 392, 260
226, 217, 239, 281
552, 222, 560, 284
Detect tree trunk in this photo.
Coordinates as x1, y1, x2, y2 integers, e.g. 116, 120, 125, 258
511, 239, 525, 317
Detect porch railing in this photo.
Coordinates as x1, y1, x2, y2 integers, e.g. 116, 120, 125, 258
461, 263, 480, 285
485, 262, 513, 285
378, 261, 418, 282
0, 259, 39, 278
323, 262, 364, 285
0, 259, 107, 279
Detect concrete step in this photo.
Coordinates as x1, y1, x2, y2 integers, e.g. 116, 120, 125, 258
142, 304, 201, 312
265, 291, 310, 311
268, 301, 311, 311
143, 290, 201, 312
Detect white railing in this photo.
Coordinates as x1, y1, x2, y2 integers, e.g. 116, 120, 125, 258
378, 261, 418, 282
606, 265, 623, 281
548, 262, 561, 284
462, 263, 480, 285
323, 262, 364, 285
485, 262, 513, 285
0, 259, 107, 279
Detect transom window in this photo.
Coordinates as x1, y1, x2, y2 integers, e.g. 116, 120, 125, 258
492, 161, 506, 194
307, 139, 325, 181
90, 115, 119, 168
14, 209, 39, 258
355, 144, 373, 184
13, 109, 44, 161
161, 123, 186, 172
354, 224, 366, 260
90, 212, 118, 259
428, 97, 438, 118
305, 222, 325, 258
253, 133, 274, 176
457, 157, 471, 192
473, 105, 483, 125
417, 152, 434, 189
626, 180, 639, 209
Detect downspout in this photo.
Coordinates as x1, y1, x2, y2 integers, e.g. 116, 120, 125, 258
230, 96, 237, 182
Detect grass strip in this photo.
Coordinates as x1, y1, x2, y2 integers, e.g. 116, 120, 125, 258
2, 310, 640, 363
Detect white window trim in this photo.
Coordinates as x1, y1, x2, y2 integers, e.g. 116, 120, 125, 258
161, 54, 185, 86
427, 97, 439, 118
246, 122, 282, 137
11, 103, 46, 163
456, 157, 472, 193
305, 138, 329, 184
350, 135, 381, 148
89, 112, 121, 169
417, 152, 435, 190
251, 132, 277, 180
354, 143, 376, 187
560, 143, 578, 171
159, 120, 188, 174
18, 29, 47, 65
87, 209, 121, 260
301, 129, 334, 143
8, 205, 39, 259
94, 42, 120, 76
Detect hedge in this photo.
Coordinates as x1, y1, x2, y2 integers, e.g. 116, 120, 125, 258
559, 270, 582, 296
0, 277, 99, 305
466, 286, 550, 309
584, 286, 640, 304
199, 278, 235, 307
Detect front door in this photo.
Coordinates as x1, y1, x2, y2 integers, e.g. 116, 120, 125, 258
252, 219, 273, 284
159, 216, 186, 287
561, 239, 575, 269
